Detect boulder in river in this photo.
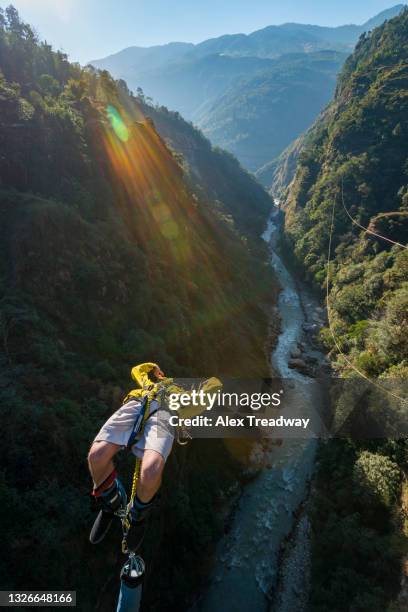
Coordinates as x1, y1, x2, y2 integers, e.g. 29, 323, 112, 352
305, 355, 319, 365
288, 358, 308, 373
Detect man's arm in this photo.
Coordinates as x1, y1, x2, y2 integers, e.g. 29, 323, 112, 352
167, 377, 223, 418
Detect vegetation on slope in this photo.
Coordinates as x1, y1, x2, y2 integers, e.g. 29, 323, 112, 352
198, 51, 346, 172
255, 132, 307, 192
0, 6, 274, 610
283, 9, 408, 610
135, 91, 272, 237
116, 54, 273, 122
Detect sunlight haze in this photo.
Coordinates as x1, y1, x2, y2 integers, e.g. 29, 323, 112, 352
3, 0, 402, 64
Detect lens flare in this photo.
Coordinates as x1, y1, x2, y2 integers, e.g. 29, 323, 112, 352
107, 105, 129, 142
92, 97, 269, 365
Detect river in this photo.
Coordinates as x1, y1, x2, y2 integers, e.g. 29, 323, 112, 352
192, 205, 326, 612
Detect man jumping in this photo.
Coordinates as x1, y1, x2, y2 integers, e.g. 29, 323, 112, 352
88, 362, 220, 551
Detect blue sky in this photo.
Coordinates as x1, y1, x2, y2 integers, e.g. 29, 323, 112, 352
5, 0, 402, 64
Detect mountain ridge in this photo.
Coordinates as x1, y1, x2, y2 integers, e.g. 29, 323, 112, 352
90, 5, 405, 68
90, 4, 405, 176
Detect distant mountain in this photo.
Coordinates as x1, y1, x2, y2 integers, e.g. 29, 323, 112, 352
197, 50, 345, 171
91, 5, 405, 173
91, 6, 404, 72
89, 41, 194, 77
120, 54, 273, 120
260, 4, 408, 193
91, 5, 404, 96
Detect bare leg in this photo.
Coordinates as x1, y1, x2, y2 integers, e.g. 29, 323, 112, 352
136, 449, 165, 503
88, 441, 121, 489
88, 441, 127, 545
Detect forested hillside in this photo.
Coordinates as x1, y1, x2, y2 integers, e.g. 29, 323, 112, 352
0, 6, 274, 610
134, 93, 272, 238
283, 9, 408, 610
199, 51, 345, 172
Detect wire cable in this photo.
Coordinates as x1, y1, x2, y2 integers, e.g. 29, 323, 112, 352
325, 194, 406, 405
341, 180, 407, 251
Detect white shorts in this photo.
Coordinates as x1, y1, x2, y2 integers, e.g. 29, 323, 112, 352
93, 399, 175, 461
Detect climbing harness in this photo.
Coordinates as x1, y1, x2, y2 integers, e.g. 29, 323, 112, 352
176, 424, 193, 446
125, 395, 149, 450
116, 386, 157, 612
120, 386, 157, 553
119, 380, 193, 552
116, 378, 194, 611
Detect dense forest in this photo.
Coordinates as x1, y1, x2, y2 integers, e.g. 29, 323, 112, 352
0, 6, 275, 610
282, 9, 408, 610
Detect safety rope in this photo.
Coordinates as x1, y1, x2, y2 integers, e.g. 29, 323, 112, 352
128, 389, 156, 504
121, 388, 156, 553
130, 456, 142, 504
325, 190, 406, 406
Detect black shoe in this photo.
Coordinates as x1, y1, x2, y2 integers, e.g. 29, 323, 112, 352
125, 494, 160, 552
89, 479, 127, 544
90, 509, 115, 544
